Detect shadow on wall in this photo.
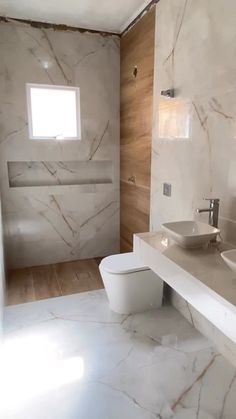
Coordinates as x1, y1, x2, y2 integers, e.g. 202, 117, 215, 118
228, 196, 236, 222
0, 198, 5, 339
219, 196, 236, 244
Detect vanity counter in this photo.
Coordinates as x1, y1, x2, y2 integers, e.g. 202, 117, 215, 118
134, 232, 236, 343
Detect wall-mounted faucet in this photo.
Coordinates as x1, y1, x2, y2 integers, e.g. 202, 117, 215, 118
196, 198, 220, 228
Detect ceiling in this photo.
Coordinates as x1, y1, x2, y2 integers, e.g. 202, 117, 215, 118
0, 0, 152, 33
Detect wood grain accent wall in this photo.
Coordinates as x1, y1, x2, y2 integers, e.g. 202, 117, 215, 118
120, 8, 156, 252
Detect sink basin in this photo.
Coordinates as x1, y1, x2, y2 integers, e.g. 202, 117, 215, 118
162, 221, 220, 248
221, 250, 236, 273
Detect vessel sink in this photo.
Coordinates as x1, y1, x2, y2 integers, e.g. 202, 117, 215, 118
221, 250, 236, 273
162, 221, 220, 249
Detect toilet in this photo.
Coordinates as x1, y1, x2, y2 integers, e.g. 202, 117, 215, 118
99, 252, 163, 314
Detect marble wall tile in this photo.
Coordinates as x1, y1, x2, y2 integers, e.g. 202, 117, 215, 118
151, 0, 236, 246
171, 289, 236, 369
8, 161, 113, 187
0, 197, 5, 338
0, 21, 120, 268
3, 189, 119, 268
150, 0, 236, 369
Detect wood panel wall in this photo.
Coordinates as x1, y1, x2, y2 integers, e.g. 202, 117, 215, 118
120, 8, 156, 252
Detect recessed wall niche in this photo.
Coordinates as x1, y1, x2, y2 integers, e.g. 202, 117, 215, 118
8, 161, 113, 188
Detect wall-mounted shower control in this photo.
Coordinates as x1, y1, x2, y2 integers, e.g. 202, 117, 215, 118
163, 183, 172, 197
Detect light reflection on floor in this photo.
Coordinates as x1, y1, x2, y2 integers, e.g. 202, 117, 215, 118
2, 290, 236, 419
0, 334, 84, 416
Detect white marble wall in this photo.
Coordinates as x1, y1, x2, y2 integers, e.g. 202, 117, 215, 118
171, 290, 236, 368
151, 0, 236, 245
0, 197, 5, 339
151, 0, 236, 365
0, 21, 120, 268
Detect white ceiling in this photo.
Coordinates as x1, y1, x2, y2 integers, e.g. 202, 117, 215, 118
0, 0, 152, 33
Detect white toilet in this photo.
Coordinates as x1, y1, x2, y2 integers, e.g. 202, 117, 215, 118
99, 252, 163, 314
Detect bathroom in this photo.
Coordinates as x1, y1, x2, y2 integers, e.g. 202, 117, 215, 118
0, 0, 236, 417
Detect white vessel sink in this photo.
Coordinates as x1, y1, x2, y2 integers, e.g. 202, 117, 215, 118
162, 221, 220, 249
221, 250, 236, 273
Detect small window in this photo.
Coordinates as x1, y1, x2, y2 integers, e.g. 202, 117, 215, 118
26, 84, 81, 140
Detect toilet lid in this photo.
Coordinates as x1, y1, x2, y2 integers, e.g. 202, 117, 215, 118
100, 252, 149, 274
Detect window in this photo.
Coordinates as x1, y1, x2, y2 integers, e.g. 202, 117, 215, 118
26, 84, 81, 140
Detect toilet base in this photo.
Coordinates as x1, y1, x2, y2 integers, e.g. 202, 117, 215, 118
99, 267, 163, 315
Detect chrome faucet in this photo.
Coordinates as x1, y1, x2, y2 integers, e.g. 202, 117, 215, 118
196, 198, 220, 228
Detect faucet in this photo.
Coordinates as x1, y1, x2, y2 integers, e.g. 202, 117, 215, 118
196, 198, 220, 228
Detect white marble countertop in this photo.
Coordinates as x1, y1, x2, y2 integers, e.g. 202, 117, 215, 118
134, 232, 236, 343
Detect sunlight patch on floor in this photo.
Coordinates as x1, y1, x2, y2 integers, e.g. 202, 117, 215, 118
0, 333, 84, 415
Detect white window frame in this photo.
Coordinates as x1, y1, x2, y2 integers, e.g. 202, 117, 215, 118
26, 83, 81, 140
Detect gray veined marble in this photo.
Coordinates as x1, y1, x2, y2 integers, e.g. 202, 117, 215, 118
2, 289, 236, 419
150, 0, 236, 378
151, 0, 236, 246
134, 231, 236, 368
8, 160, 113, 187
4, 190, 119, 267
0, 20, 120, 268
0, 196, 5, 339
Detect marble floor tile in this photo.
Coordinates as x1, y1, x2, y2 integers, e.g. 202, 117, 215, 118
1, 290, 236, 419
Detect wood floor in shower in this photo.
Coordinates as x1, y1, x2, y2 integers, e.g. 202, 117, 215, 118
6, 258, 104, 306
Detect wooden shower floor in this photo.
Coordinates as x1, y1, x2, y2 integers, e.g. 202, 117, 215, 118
6, 258, 104, 306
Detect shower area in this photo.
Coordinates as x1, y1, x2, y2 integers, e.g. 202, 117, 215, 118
0, 20, 120, 304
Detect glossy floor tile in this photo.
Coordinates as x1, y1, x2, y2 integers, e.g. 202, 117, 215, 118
2, 290, 236, 418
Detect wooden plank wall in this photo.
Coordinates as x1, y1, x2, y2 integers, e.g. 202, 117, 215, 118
120, 7, 156, 252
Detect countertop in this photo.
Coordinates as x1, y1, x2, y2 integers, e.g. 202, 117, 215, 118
134, 231, 236, 343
